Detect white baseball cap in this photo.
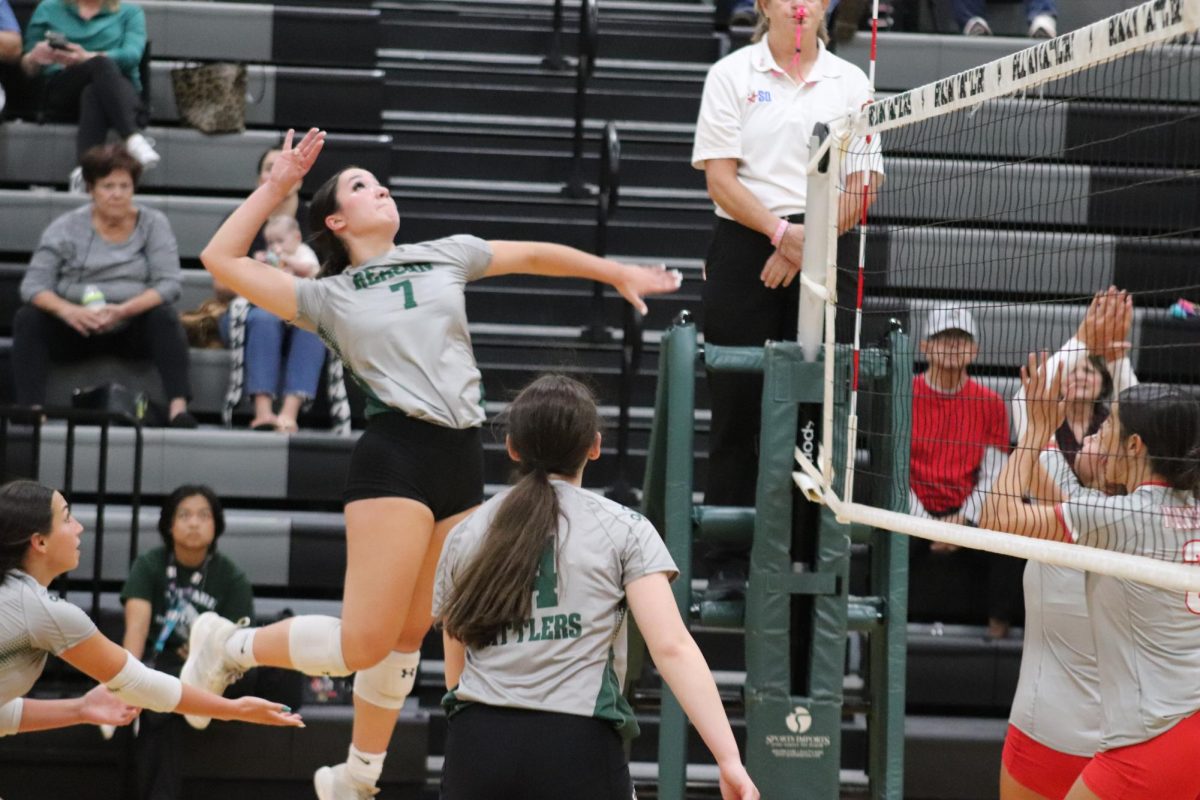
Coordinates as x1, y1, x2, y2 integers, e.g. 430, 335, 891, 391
925, 306, 977, 340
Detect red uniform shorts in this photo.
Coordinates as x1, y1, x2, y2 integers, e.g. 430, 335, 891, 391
1002, 724, 1091, 800
1081, 712, 1200, 800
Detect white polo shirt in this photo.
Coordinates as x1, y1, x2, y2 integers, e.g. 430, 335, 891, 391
692, 39, 882, 220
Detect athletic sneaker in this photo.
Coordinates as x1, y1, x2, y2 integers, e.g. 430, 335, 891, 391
179, 612, 247, 730
1028, 13, 1056, 39
314, 764, 380, 799
963, 16, 992, 36
124, 132, 161, 169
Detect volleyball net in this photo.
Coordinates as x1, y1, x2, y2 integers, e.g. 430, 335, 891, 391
795, 0, 1200, 592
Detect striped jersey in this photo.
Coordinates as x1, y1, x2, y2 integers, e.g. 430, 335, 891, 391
1007, 450, 1101, 756
1058, 483, 1200, 748
0, 570, 97, 706
293, 235, 492, 429
433, 481, 678, 739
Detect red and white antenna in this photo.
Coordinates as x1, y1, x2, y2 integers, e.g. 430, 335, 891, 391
845, 0, 881, 502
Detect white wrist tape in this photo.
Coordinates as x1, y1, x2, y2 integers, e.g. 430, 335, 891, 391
288, 615, 352, 677
0, 698, 23, 736
105, 652, 183, 713
353, 650, 419, 710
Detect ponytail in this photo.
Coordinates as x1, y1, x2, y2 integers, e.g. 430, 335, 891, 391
441, 468, 561, 649
441, 375, 600, 650
308, 167, 356, 278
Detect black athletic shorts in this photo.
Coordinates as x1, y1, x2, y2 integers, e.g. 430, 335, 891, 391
343, 411, 484, 520
440, 705, 635, 800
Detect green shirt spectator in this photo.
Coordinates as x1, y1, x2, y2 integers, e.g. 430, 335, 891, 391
121, 546, 253, 672
22, 0, 145, 90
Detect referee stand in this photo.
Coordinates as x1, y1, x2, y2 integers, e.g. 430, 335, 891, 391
640, 317, 911, 799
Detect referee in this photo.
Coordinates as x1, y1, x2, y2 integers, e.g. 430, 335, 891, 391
692, 0, 883, 594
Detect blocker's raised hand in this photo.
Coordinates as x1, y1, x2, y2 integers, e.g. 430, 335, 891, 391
1021, 351, 1065, 443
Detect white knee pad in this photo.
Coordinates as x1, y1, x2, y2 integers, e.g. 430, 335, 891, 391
287, 615, 352, 677
353, 650, 420, 710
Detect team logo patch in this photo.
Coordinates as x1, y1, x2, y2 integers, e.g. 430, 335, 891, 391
746, 89, 772, 104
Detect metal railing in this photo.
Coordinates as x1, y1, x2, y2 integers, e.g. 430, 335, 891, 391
564, 0, 599, 198
0, 406, 144, 619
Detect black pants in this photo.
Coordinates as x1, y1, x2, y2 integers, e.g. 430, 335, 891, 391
12, 304, 192, 406
701, 216, 805, 512
441, 705, 634, 800
42, 57, 145, 160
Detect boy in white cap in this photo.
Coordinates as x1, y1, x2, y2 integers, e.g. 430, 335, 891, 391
909, 306, 1019, 638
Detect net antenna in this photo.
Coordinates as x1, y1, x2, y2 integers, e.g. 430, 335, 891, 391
795, 0, 1200, 593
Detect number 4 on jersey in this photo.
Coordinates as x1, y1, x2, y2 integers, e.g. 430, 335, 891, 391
533, 543, 559, 609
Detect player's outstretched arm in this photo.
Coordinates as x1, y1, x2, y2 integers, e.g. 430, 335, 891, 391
483, 241, 682, 315
201, 127, 326, 322
59, 630, 303, 727
627, 572, 759, 800
3, 685, 140, 736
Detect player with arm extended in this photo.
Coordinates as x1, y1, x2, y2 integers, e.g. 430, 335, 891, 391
999, 290, 1138, 799
186, 128, 682, 800
0, 480, 301, 741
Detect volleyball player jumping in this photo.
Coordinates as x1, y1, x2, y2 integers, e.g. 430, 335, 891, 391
186, 128, 682, 799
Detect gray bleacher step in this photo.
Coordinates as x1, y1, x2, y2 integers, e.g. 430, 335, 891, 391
0, 123, 392, 194
64, 503, 343, 586
382, 110, 696, 140
145, 62, 385, 131
390, 139, 701, 189
140, 0, 381, 67
383, 63, 702, 122
378, 47, 712, 77
377, 0, 717, 24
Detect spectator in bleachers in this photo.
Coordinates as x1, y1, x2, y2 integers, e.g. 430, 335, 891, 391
18, 0, 159, 192
692, 0, 883, 598
12, 143, 197, 427
954, 0, 1056, 38
0, 0, 21, 116
908, 306, 1022, 638
120, 485, 253, 799
215, 148, 327, 433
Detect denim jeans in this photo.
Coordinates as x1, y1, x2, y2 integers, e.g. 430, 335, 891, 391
221, 306, 326, 399
952, 0, 1056, 26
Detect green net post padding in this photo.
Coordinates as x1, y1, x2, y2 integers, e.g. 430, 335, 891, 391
641, 319, 911, 799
